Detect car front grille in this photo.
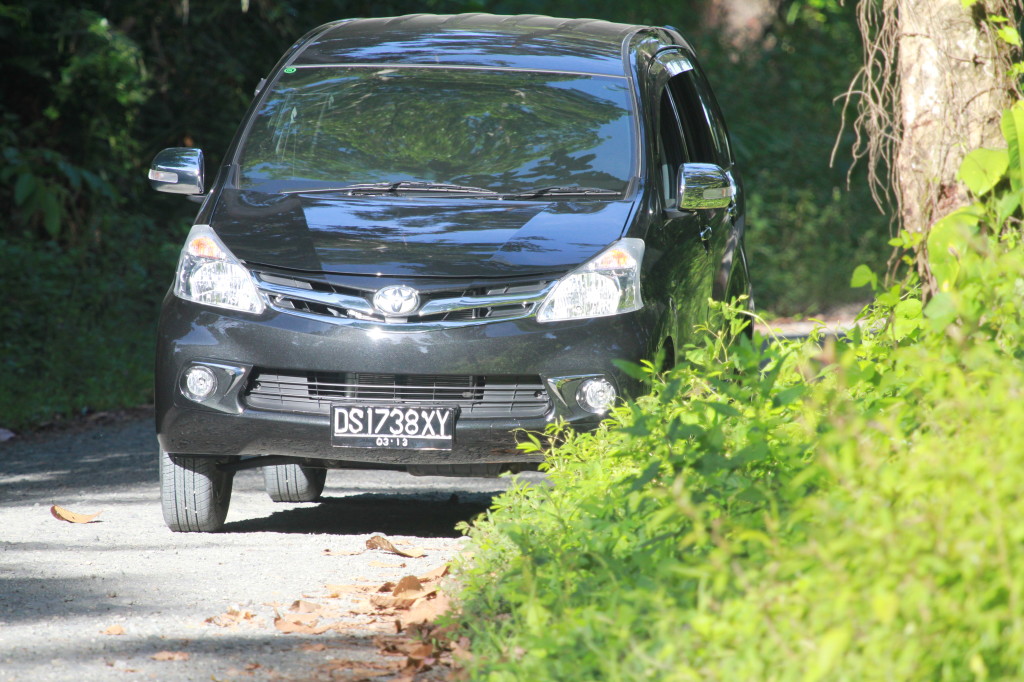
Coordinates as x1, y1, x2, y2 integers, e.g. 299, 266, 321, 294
245, 370, 551, 418
255, 271, 552, 326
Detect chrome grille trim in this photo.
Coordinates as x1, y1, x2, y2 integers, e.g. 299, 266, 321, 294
258, 280, 376, 316
254, 271, 552, 329
245, 371, 552, 418
418, 287, 551, 316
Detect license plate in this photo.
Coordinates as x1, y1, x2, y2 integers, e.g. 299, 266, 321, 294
331, 404, 457, 449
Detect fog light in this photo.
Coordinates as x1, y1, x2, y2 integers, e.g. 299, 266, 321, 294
182, 365, 219, 402
576, 378, 617, 414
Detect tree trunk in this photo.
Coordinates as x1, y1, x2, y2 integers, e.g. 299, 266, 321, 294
702, 0, 782, 49
896, 0, 1014, 284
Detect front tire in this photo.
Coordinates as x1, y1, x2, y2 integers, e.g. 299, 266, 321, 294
263, 463, 327, 502
160, 449, 234, 532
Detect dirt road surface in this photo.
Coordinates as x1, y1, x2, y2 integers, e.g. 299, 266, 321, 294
0, 412, 528, 680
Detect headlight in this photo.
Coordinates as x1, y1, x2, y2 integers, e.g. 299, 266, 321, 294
537, 238, 644, 322
174, 224, 265, 314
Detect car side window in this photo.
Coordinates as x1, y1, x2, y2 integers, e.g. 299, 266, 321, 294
666, 71, 731, 168
658, 88, 687, 206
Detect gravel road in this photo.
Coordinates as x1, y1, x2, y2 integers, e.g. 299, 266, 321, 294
0, 412, 529, 680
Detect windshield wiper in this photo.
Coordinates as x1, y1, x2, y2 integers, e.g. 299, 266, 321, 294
508, 185, 621, 199
283, 181, 499, 195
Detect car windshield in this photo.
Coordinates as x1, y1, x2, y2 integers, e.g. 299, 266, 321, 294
237, 66, 636, 196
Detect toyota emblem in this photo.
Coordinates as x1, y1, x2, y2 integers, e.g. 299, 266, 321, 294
372, 285, 420, 316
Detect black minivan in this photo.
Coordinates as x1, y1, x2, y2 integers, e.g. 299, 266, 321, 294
149, 14, 750, 531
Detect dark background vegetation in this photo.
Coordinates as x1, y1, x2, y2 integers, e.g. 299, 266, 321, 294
0, 0, 888, 429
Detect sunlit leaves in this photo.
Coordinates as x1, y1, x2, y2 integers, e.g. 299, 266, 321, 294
927, 206, 981, 291
455, 202, 1024, 678
1000, 101, 1024, 195
958, 147, 1009, 195
850, 263, 878, 290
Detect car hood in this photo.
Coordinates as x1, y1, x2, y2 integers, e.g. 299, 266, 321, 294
209, 189, 636, 278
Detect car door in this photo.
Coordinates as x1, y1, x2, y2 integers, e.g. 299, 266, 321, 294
646, 50, 718, 349
664, 60, 743, 304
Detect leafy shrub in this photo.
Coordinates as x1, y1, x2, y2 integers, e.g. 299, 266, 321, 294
452, 105, 1024, 676
0, 223, 178, 429
747, 184, 887, 313
453, 304, 821, 679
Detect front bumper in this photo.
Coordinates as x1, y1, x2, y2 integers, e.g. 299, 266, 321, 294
155, 295, 656, 467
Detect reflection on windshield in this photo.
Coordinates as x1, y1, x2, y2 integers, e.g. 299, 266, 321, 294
239, 67, 635, 195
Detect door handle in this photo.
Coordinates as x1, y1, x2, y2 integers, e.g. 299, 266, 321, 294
699, 226, 712, 252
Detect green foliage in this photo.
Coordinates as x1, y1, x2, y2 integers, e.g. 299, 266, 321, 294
452, 97, 1024, 677
453, 304, 816, 678
0, 4, 148, 245
456, 240, 1024, 678
0, 223, 178, 429
747, 185, 886, 312
958, 148, 1009, 196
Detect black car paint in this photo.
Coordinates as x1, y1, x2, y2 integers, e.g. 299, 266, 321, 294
155, 15, 746, 474
212, 190, 640, 279
156, 299, 657, 465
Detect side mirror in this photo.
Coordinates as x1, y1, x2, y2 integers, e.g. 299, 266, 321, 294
677, 162, 734, 210
148, 148, 205, 195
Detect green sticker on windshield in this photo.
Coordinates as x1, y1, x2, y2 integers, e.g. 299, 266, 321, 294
283, 67, 296, 74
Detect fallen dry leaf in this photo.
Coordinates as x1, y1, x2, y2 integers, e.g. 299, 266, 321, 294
151, 651, 190, 661
398, 592, 451, 632
402, 587, 438, 603
273, 613, 334, 635
451, 636, 474, 665
101, 625, 125, 636
328, 617, 382, 631
300, 643, 328, 652
318, 658, 399, 678
374, 635, 425, 656
375, 612, 470, 679
375, 634, 442, 679
393, 575, 422, 596
369, 560, 406, 569
289, 599, 322, 614
418, 564, 450, 583
205, 607, 261, 628
405, 641, 435, 660
366, 535, 425, 558
50, 505, 102, 524
370, 593, 416, 610
282, 612, 318, 625
349, 597, 376, 615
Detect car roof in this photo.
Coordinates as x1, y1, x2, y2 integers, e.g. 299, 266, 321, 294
292, 13, 645, 77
